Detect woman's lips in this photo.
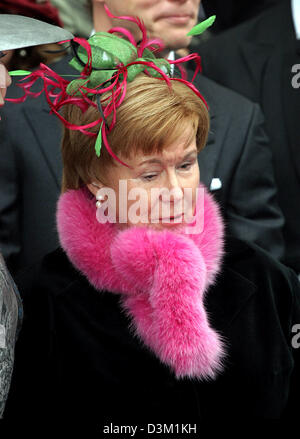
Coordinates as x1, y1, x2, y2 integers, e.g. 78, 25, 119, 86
159, 213, 184, 222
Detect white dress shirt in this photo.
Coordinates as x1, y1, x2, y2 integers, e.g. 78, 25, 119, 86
167, 51, 175, 76
292, 0, 300, 39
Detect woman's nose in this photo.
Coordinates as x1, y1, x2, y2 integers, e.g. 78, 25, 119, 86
164, 170, 184, 202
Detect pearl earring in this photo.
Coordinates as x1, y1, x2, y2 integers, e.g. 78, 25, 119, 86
96, 194, 105, 208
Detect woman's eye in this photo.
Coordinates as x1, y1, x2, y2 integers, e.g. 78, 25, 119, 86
142, 174, 158, 181
179, 162, 193, 170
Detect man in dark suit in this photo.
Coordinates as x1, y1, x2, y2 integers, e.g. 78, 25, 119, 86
0, 0, 285, 276
202, 0, 283, 33
197, 0, 300, 274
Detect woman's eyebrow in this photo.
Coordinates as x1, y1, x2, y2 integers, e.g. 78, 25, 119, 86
181, 150, 198, 160
138, 158, 163, 166
138, 149, 198, 166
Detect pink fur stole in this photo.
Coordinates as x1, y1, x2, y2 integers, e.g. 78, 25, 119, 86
56, 186, 226, 380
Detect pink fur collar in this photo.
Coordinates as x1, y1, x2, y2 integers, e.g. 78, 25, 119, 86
56, 186, 226, 379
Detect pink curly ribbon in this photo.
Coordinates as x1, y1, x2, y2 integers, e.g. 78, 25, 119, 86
7, 7, 208, 167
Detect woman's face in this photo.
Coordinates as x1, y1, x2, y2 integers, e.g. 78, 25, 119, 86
87, 126, 200, 230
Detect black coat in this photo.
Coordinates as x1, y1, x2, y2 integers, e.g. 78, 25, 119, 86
4, 236, 300, 433
0, 56, 285, 276
197, 0, 300, 272
202, 0, 283, 33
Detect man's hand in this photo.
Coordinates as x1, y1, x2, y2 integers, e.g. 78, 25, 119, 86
0, 62, 12, 106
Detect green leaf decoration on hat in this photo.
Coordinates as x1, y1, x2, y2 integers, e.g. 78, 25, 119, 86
95, 121, 104, 157
66, 32, 171, 96
187, 15, 216, 36
71, 33, 138, 70
9, 70, 32, 76
67, 33, 135, 96
66, 70, 118, 95
135, 48, 171, 78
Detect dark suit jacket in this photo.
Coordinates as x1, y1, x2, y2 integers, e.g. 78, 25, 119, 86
202, 0, 283, 33
3, 236, 300, 431
197, 0, 300, 272
0, 56, 285, 276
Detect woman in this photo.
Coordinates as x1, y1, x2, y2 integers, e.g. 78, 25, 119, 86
4, 10, 300, 432
0, 55, 21, 419
0, 253, 22, 418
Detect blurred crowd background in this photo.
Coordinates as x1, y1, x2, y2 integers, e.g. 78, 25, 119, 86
0, 0, 287, 71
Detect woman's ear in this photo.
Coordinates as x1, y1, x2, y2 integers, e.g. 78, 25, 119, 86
86, 181, 102, 196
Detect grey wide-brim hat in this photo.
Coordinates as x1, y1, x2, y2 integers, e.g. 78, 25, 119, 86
0, 14, 73, 52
